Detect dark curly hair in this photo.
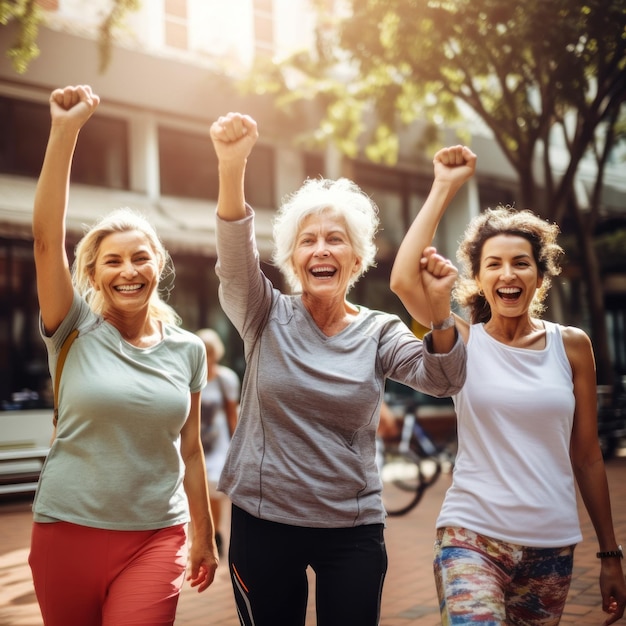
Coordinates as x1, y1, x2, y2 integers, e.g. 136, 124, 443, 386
454, 206, 563, 324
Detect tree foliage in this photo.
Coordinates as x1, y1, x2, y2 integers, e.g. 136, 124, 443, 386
0, 0, 140, 74
250, 0, 626, 382
97, 0, 141, 73
257, 0, 625, 216
0, 0, 42, 74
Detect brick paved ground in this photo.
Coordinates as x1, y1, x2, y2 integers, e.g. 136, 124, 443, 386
1, 455, 625, 625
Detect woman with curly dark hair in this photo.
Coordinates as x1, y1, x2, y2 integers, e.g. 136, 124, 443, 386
454, 205, 564, 325
391, 145, 626, 625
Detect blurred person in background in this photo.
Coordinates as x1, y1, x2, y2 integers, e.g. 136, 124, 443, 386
197, 328, 240, 556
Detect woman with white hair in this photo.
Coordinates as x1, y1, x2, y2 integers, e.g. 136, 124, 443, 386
209, 111, 467, 626
29, 85, 218, 626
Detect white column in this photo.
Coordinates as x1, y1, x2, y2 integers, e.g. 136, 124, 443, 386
128, 113, 160, 201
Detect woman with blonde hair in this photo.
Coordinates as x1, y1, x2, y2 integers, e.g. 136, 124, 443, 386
29, 85, 218, 626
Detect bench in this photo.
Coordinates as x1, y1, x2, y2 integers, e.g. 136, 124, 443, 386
0, 409, 53, 496
0, 446, 50, 495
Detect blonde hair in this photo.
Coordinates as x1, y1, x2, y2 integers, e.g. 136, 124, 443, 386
72, 207, 180, 325
272, 177, 380, 293
196, 328, 225, 361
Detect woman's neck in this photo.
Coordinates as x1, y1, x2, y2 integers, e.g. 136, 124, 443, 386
104, 311, 162, 348
483, 316, 546, 349
302, 294, 359, 337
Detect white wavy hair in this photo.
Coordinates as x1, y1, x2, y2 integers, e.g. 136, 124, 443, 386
272, 177, 380, 293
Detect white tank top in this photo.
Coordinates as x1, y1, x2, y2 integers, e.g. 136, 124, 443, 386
437, 321, 582, 547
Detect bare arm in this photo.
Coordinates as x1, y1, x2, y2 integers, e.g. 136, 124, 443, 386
181, 391, 219, 592
390, 145, 476, 332
566, 327, 626, 624
209, 112, 259, 221
33, 85, 100, 334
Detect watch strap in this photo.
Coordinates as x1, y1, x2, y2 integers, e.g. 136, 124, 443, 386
596, 545, 623, 558
430, 314, 455, 331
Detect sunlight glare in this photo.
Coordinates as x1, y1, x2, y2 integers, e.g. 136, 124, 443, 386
189, 1, 254, 67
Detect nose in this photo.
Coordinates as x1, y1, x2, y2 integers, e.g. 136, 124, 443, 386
120, 260, 138, 277
313, 238, 330, 256
500, 263, 515, 280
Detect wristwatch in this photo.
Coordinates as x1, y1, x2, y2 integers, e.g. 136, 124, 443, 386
596, 545, 623, 559
430, 314, 455, 331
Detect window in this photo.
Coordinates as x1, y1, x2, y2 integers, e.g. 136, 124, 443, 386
166, 253, 246, 379
477, 182, 517, 210
245, 144, 275, 208
158, 125, 274, 206
0, 97, 49, 177
159, 126, 218, 199
354, 162, 431, 254
0, 240, 49, 408
304, 152, 325, 179
253, 0, 274, 57
165, 0, 188, 49
0, 95, 129, 188
72, 116, 130, 189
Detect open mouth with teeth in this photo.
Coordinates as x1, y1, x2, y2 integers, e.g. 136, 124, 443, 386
497, 287, 522, 301
115, 284, 144, 293
310, 266, 336, 279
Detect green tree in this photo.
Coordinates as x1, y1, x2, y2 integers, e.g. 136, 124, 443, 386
252, 0, 626, 384
0, 0, 140, 74
0, 0, 41, 73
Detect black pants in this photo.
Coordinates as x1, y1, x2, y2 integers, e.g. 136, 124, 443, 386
229, 505, 387, 626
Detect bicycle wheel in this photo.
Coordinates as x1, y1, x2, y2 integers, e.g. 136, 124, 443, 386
381, 447, 429, 516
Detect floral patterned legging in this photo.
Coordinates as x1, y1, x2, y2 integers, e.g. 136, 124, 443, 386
434, 527, 575, 626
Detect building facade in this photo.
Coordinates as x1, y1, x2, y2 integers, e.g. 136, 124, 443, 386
0, 0, 624, 408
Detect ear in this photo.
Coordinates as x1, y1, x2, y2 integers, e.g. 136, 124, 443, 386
89, 273, 100, 291
536, 274, 544, 290
352, 256, 362, 274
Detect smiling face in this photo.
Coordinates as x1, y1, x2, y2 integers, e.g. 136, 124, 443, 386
291, 210, 361, 300
477, 234, 543, 319
90, 230, 161, 315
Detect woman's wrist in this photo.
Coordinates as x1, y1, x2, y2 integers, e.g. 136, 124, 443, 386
596, 545, 623, 559
430, 313, 454, 331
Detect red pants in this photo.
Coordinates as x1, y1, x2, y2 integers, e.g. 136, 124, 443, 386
29, 521, 188, 626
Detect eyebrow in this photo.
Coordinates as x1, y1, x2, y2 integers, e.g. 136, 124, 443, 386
483, 253, 532, 261
100, 248, 150, 259
298, 228, 346, 238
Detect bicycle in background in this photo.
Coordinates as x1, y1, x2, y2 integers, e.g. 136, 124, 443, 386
378, 392, 457, 517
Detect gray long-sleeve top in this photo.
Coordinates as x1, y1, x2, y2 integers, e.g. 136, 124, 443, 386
216, 208, 466, 528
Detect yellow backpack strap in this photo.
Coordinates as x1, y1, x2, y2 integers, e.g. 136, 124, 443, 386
52, 328, 79, 427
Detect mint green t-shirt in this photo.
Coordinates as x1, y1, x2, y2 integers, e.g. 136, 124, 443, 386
33, 291, 207, 530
